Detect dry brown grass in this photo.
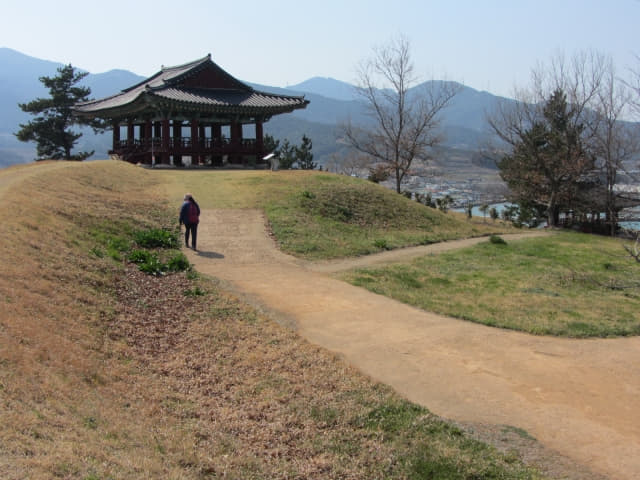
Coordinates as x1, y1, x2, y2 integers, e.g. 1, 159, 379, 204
0, 161, 173, 478
0, 161, 543, 479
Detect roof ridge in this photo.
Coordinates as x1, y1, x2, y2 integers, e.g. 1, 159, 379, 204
160, 54, 211, 73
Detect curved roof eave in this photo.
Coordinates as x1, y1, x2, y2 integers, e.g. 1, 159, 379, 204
75, 94, 308, 120
72, 54, 310, 119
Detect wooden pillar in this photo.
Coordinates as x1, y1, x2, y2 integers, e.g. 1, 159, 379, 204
144, 120, 153, 164
212, 124, 222, 144
230, 121, 242, 164
127, 121, 134, 146
211, 124, 222, 165
190, 118, 199, 165
256, 120, 264, 158
173, 120, 182, 166
230, 121, 239, 146
173, 120, 182, 149
162, 118, 170, 164
237, 123, 244, 164
112, 121, 120, 151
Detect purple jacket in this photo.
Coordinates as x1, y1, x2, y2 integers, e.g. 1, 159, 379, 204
179, 200, 200, 225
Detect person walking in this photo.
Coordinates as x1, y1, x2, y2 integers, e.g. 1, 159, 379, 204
179, 193, 200, 250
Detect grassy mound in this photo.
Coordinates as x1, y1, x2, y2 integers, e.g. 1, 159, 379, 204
0, 161, 543, 478
157, 170, 513, 259
341, 232, 640, 337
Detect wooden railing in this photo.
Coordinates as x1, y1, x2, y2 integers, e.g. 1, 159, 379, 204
114, 137, 258, 153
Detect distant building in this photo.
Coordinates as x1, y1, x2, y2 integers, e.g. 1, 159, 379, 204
73, 54, 309, 167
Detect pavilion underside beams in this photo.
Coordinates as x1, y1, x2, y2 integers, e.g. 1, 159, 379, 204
110, 118, 266, 167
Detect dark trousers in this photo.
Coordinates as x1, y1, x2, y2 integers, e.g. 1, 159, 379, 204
185, 223, 198, 249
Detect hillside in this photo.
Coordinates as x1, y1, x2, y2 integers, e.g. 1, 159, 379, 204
0, 161, 546, 479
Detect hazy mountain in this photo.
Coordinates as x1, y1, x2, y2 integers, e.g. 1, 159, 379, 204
287, 77, 358, 102
250, 81, 371, 126
0, 47, 507, 166
0, 48, 147, 163
84, 69, 146, 99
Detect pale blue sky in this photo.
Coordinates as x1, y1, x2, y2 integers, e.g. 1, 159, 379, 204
1, 0, 637, 97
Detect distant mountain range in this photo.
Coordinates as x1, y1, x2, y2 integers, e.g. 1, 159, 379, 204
0, 47, 509, 167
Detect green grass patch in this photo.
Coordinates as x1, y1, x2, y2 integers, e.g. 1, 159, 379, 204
359, 399, 538, 479
133, 228, 179, 249
95, 226, 190, 276
340, 232, 640, 337
157, 170, 514, 260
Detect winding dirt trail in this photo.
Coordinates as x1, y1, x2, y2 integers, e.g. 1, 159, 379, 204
186, 209, 640, 480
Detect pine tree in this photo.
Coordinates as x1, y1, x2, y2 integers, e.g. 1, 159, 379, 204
15, 64, 104, 161
497, 89, 594, 227
295, 135, 316, 170
263, 134, 280, 156
278, 139, 296, 169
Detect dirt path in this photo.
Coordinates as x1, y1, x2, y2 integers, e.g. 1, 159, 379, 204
186, 209, 640, 480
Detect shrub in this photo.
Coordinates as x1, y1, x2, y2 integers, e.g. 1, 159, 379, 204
166, 252, 190, 272
436, 195, 452, 213
128, 249, 154, 264
374, 238, 389, 250
489, 235, 507, 245
134, 228, 178, 249
367, 165, 390, 183
137, 253, 164, 275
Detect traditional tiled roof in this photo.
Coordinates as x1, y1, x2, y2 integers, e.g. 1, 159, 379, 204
74, 54, 308, 118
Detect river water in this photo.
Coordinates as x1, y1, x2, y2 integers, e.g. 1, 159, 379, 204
455, 203, 640, 231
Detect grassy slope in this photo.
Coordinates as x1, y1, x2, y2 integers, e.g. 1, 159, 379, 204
154, 169, 514, 259
341, 233, 640, 337
0, 161, 542, 479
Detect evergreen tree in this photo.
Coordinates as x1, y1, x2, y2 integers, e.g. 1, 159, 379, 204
497, 89, 594, 227
295, 134, 316, 170
263, 134, 280, 156
15, 64, 104, 161
278, 139, 296, 169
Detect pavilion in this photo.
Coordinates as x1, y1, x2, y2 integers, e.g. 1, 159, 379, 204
73, 54, 309, 167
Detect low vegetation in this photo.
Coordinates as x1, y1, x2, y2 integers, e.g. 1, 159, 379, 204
341, 232, 640, 337
91, 221, 189, 276
0, 161, 543, 478
157, 169, 513, 259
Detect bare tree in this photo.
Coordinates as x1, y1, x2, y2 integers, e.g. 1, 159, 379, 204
344, 36, 459, 193
591, 58, 640, 235
627, 54, 640, 115
490, 51, 606, 149
326, 152, 372, 176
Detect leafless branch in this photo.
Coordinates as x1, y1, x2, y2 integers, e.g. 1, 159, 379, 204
345, 35, 460, 193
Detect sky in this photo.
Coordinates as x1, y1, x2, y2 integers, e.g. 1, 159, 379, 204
1, 0, 638, 98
